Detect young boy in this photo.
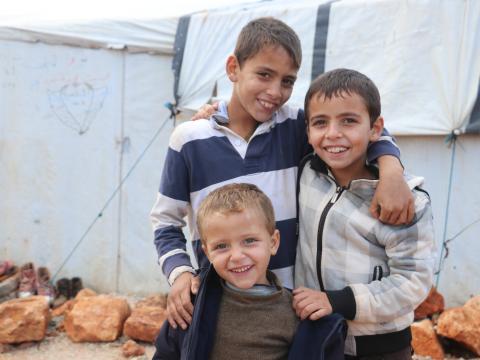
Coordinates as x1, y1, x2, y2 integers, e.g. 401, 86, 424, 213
293, 69, 436, 359
151, 17, 411, 330
153, 183, 346, 360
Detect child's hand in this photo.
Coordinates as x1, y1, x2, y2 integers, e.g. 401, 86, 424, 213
372, 155, 415, 225
292, 287, 333, 320
191, 102, 219, 120
167, 272, 198, 330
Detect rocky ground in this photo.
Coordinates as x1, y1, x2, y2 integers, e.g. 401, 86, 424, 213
0, 292, 161, 360
0, 333, 156, 360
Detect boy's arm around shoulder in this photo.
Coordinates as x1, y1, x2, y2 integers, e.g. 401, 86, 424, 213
345, 186, 436, 323
150, 124, 196, 285
367, 128, 415, 225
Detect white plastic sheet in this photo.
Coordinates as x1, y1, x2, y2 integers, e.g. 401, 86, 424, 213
177, 0, 480, 135
0, 17, 178, 54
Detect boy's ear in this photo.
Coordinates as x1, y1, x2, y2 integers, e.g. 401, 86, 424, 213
270, 229, 280, 256
226, 55, 240, 82
370, 116, 384, 142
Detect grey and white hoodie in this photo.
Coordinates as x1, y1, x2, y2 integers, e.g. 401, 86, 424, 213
295, 155, 436, 356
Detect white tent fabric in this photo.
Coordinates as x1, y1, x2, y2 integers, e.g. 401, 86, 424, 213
0, 19, 176, 294
176, 0, 480, 135
0, 17, 178, 54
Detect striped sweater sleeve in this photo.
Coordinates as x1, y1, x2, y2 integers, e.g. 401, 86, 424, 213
366, 128, 401, 163
150, 139, 195, 285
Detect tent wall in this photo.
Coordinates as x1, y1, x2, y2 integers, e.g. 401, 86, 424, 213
0, 39, 173, 294
176, 0, 480, 135
397, 135, 480, 306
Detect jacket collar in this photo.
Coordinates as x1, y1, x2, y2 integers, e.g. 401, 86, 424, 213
210, 101, 278, 135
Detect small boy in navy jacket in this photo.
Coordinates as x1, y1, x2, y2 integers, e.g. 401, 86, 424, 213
153, 183, 346, 360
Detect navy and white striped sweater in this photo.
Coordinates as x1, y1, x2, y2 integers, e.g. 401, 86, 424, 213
150, 102, 400, 288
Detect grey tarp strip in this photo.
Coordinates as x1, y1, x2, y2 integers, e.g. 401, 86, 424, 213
466, 79, 480, 133
172, 15, 191, 104
311, 2, 334, 80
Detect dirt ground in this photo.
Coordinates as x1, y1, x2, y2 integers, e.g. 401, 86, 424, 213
0, 294, 156, 360
0, 332, 155, 360
2, 333, 480, 360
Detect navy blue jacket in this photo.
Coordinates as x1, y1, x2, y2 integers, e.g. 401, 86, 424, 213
153, 266, 346, 360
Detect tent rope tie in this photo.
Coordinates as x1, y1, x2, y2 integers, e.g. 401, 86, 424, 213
52, 111, 174, 282
435, 218, 480, 272
435, 131, 457, 287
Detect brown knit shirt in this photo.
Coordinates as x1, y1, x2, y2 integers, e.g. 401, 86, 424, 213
209, 272, 299, 360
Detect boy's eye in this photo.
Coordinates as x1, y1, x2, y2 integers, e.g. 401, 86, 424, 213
213, 243, 228, 251
244, 238, 257, 245
311, 118, 327, 127
282, 78, 295, 88
258, 72, 270, 79
343, 118, 357, 124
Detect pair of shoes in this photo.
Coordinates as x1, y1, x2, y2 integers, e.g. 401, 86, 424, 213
17, 263, 56, 305
36, 267, 56, 305
17, 262, 36, 298
56, 277, 83, 299
0, 260, 13, 276
0, 260, 17, 282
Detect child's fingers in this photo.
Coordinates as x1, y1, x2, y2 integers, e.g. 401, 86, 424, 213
309, 307, 331, 321
299, 302, 323, 320
292, 292, 311, 310
191, 276, 200, 294
369, 200, 381, 220
167, 303, 187, 330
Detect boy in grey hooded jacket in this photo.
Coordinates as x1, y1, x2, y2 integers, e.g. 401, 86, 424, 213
293, 68, 436, 359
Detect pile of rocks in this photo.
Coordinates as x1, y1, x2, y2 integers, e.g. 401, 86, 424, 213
0, 288, 167, 358
412, 287, 480, 359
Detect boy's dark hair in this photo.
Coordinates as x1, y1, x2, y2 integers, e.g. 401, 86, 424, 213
304, 68, 381, 124
197, 183, 276, 242
234, 17, 302, 69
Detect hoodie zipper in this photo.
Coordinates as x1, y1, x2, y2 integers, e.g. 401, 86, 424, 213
316, 185, 344, 291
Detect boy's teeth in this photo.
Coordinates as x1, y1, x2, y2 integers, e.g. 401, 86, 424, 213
259, 100, 274, 109
326, 147, 347, 153
231, 266, 251, 273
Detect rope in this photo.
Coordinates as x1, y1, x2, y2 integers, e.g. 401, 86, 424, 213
434, 133, 456, 287
52, 113, 174, 281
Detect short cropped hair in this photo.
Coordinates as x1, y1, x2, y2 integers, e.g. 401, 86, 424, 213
304, 68, 381, 124
234, 17, 302, 69
197, 183, 275, 242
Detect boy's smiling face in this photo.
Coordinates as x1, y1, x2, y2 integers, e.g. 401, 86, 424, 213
201, 208, 280, 289
307, 92, 383, 186
227, 45, 298, 124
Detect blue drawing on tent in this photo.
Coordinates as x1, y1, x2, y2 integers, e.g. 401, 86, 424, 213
48, 82, 107, 134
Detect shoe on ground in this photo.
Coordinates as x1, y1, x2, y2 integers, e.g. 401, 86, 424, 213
0, 270, 20, 298
71, 277, 83, 298
17, 262, 37, 298
0, 260, 17, 282
36, 266, 56, 305
56, 278, 72, 299
0, 260, 13, 276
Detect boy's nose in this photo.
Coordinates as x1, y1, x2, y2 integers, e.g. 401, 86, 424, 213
229, 246, 245, 261
325, 123, 342, 138
266, 82, 282, 100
